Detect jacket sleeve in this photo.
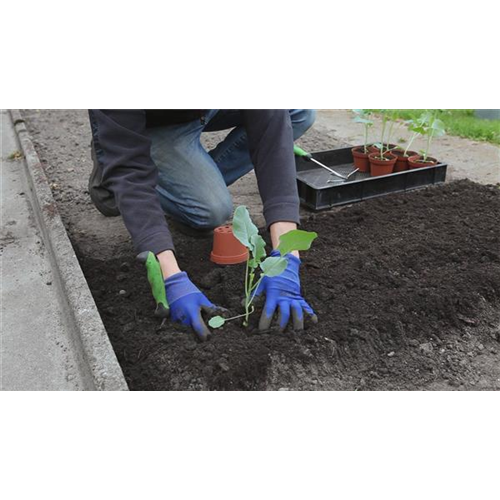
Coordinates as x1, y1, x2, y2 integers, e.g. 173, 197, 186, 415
89, 110, 174, 255
242, 110, 300, 228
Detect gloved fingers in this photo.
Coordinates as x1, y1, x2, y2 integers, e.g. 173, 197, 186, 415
171, 308, 189, 326
291, 301, 304, 331
258, 298, 277, 331
191, 309, 211, 342
199, 295, 216, 308
199, 298, 228, 335
301, 300, 318, 325
277, 301, 291, 331
201, 304, 229, 318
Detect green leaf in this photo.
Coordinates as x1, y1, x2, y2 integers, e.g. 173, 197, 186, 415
386, 109, 400, 121
260, 256, 287, 277
248, 258, 258, 269
352, 110, 373, 125
232, 206, 258, 250
277, 230, 318, 256
431, 118, 446, 136
250, 234, 266, 264
354, 116, 373, 126
208, 316, 225, 329
408, 124, 426, 135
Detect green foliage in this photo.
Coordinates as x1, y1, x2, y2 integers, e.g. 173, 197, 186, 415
375, 110, 500, 145
208, 316, 225, 328
277, 229, 318, 256
416, 112, 446, 160
376, 109, 402, 156
402, 113, 430, 156
260, 256, 288, 277
232, 205, 258, 249
249, 233, 266, 269
368, 110, 449, 159
352, 109, 374, 153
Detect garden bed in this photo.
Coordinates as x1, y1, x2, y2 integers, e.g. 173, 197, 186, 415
78, 180, 500, 390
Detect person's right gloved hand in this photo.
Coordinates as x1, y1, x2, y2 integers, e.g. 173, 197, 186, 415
164, 271, 221, 341
255, 251, 318, 332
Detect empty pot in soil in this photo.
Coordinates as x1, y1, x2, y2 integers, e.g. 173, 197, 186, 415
408, 155, 438, 169
368, 152, 397, 177
392, 149, 417, 172
351, 146, 371, 173
210, 224, 248, 265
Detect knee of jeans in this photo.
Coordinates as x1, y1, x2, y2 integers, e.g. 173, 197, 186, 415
193, 194, 233, 229
291, 109, 316, 138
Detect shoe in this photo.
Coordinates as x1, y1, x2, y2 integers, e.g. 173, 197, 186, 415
88, 140, 120, 217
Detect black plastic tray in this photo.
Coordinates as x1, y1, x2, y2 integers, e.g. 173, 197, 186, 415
296, 147, 448, 211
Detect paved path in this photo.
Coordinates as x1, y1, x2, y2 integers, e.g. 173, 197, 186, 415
1, 110, 89, 390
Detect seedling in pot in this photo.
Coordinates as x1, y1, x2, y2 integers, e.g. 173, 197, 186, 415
392, 114, 429, 171
351, 109, 374, 173
367, 110, 401, 176
401, 114, 429, 157
421, 112, 446, 162
352, 109, 374, 154
208, 206, 317, 329
408, 111, 446, 168
372, 109, 401, 158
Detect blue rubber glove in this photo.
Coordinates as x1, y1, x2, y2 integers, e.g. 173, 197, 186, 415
165, 272, 219, 341
255, 251, 318, 331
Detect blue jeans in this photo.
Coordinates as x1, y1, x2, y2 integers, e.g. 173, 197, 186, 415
146, 109, 316, 229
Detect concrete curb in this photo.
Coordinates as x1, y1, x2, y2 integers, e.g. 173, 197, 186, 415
9, 110, 128, 391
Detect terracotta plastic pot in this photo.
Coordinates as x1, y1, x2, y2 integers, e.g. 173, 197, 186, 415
392, 150, 417, 172
368, 152, 397, 177
351, 146, 371, 173
210, 224, 248, 265
408, 155, 438, 170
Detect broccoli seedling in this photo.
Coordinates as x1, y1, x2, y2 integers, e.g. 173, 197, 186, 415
419, 111, 446, 161
372, 109, 401, 157
352, 109, 374, 154
208, 206, 317, 329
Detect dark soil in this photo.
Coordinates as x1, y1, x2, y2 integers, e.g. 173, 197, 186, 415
78, 181, 500, 391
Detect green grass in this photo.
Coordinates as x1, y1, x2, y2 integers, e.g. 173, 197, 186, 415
374, 110, 500, 145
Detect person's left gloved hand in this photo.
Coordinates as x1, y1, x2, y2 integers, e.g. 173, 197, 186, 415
255, 250, 318, 331
165, 272, 221, 341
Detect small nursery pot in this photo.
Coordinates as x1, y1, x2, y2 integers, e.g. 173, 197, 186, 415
408, 155, 438, 169
210, 224, 248, 265
351, 146, 371, 173
392, 149, 417, 172
368, 152, 397, 177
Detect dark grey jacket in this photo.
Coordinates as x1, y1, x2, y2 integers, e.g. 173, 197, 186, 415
88, 110, 300, 254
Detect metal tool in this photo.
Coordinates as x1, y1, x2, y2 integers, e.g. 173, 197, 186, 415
328, 168, 359, 183
294, 145, 357, 180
